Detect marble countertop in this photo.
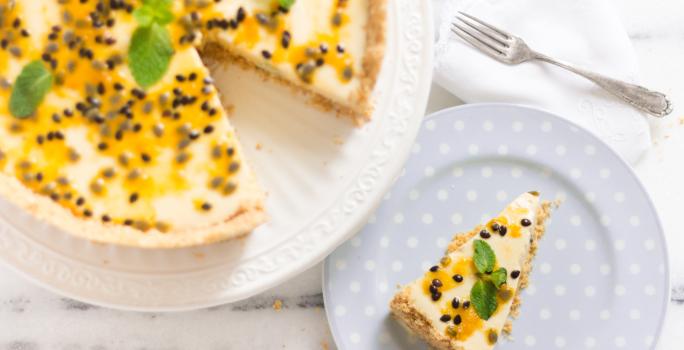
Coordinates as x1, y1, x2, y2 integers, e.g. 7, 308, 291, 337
2, 1, 684, 349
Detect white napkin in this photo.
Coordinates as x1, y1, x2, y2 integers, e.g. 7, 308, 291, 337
432, 0, 651, 164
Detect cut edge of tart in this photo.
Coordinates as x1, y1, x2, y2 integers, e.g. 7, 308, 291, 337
389, 192, 555, 350
202, 0, 387, 125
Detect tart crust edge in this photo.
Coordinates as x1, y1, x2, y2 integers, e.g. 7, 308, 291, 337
0, 170, 267, 249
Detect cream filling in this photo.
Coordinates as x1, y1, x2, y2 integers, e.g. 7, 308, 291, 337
213, 0, 367, 106
407, 193, 540, 349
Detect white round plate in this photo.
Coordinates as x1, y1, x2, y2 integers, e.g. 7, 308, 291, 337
324, 104, 670, 349
0, 0, 434, 311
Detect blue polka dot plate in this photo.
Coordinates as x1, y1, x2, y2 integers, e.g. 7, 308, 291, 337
323, 104, 669, 350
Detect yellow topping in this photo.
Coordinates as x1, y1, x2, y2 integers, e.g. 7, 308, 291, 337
422, 257, 473, 295
441, 306, 484, 341
509, 223, 522, 238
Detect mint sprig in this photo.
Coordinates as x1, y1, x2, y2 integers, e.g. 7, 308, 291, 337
129, 23, 174, 88
490, 267, 508, 288
470, 280, 498, 320
473, 239, 495, 274
129, 0, 175, 89
279, 0, 296, 10
470, 239, 509, 320
133, 0, 174, 26
9, 60, 53, 118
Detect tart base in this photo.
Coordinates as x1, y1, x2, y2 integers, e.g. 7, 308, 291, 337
390, 286, 466, 350
0, 172, 267, 249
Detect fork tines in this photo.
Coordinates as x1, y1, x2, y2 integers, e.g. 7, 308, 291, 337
451, 12, 511, 57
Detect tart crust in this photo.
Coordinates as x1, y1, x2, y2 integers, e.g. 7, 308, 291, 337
389, 201, 554, 349
357, 0, 387, 123
0, 170, 267, 249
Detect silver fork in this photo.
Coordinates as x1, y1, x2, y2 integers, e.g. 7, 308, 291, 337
451, 12, 672, 117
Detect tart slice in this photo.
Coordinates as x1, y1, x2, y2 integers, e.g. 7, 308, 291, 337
0, 0, 269, 248
390, 192, 554, 349
203, 0, 386, 124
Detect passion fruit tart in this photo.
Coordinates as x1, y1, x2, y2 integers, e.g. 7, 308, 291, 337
0, 0, 385, 247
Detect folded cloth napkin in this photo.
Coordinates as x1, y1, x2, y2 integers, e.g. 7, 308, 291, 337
433, 0, 651, 164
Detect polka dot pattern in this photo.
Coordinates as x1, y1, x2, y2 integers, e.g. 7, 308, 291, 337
324, 106, 668, 350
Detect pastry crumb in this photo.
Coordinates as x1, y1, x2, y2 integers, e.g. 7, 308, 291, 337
193, 252, 205, 259
321, 341, 329, 350
333, 136, 344, 145
256, 143, 263, 150
273, 299, 283, 311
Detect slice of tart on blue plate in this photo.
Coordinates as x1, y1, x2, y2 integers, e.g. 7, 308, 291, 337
390, 192, 554, 350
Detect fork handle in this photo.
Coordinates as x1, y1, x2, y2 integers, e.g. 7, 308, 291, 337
534, 54, 672, 117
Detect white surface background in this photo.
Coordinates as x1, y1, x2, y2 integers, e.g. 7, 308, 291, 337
1, 1, 683, 349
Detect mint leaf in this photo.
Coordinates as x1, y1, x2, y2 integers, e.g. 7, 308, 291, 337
279, 0, 296, 10
129, 23, 174, 89
133, 6, 155, 26
133, 0, 173, 26
9, 60, 53, 118
471, 280, 498, 320
490, 267, 507, 288
473, 239, 496, 274
130, 0, 175, 88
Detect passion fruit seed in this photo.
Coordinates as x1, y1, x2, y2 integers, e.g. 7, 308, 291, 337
451, 297, 460, 309
453, 314, 462, 325
487, 330, 498, 344
222, 182, 237, 195
210, 176, 224, 188
431, 291, 442, 302
498, 287, 513, 302
440, 256, 452, 267
499, 225, 508, 236
431, 279, 443, 288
